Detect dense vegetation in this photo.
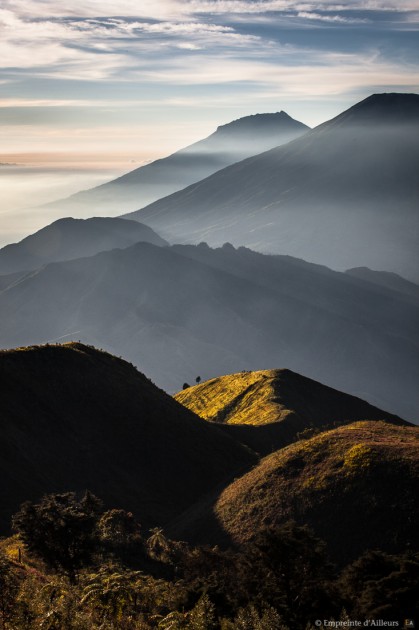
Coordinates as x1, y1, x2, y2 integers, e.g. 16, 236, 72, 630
1, 491, 418, 629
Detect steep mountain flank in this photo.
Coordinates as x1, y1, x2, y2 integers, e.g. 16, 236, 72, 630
170, 421, 419, 564
0, 343, 256, 533
43, 112, 308, 217
128, 93, 419, 281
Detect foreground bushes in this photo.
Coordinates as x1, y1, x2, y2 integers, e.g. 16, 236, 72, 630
0, 492, 417, 629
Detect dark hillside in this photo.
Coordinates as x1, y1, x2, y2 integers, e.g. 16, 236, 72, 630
0, 343, 256, 533
170, 421, 419, 564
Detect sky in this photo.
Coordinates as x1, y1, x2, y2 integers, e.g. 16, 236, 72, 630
1, 0, 419, 243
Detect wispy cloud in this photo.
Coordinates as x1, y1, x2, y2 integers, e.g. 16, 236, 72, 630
188, 0, 419, 14
0, 8, 261, 80
0, 1, 417, 152
0, 0, 184, 20
296, 11, 369, 23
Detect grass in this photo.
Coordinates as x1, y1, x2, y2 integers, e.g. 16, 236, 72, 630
175, 370, 293, 426
179, 421, 419, 564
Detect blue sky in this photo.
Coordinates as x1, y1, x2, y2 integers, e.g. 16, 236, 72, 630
0, 0, 418, 245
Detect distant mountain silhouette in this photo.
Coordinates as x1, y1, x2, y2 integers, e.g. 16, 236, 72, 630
126, 93, 419, 281
169, 421, 419, 563
0, 241, 417, 420
175, 369, 407, 454
0, 217, 167, 275
42, 112, 309, 216
345, 267, 419, 300
0, 342, 256, 533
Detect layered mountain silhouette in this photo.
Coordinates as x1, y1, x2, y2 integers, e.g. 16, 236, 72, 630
0, 241, 417, 420
0, 217, 167, 275
42, 112, 308, 216
345, 267, 419, 300
175, 369, 406, 454
169, 421, 419, 563
0, 342, 256, 533
126, 93, 419, 281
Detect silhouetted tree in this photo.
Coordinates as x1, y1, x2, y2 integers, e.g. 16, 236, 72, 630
183, 383, 190, 390
12, 491, 103, 583
195, 376, 201, 384
241, 522, 340, 626
98, 509, 143, 565
339, 550, 419, 621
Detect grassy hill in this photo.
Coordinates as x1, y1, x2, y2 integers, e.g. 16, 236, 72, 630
0, 343, 256, 533
175, 369, 407, 454
170, 421, 419, 564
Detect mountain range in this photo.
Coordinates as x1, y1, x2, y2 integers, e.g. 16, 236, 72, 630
0, 241, 417, 420
125, 93, 419, 281
1, 91, 418, 611
42, 111, 308, 216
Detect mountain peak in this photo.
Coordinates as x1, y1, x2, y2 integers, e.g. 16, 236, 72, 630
0, 216, 168, 275
326, 92, 419, 128
214, 111, 308, 136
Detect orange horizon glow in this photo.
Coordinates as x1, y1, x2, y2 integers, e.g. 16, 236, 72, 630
0, 151, 163, 170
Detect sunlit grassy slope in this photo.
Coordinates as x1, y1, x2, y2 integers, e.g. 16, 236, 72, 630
174, 421, 419, 563
176, 370, 293, 425
175, 369, 407, 454
175, 369, 405, 426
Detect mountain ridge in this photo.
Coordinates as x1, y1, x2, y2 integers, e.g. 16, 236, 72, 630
175, 368, 408, 454
0, 217, 168, 275
124, 93, 419, 281
0, 241, 417, 420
